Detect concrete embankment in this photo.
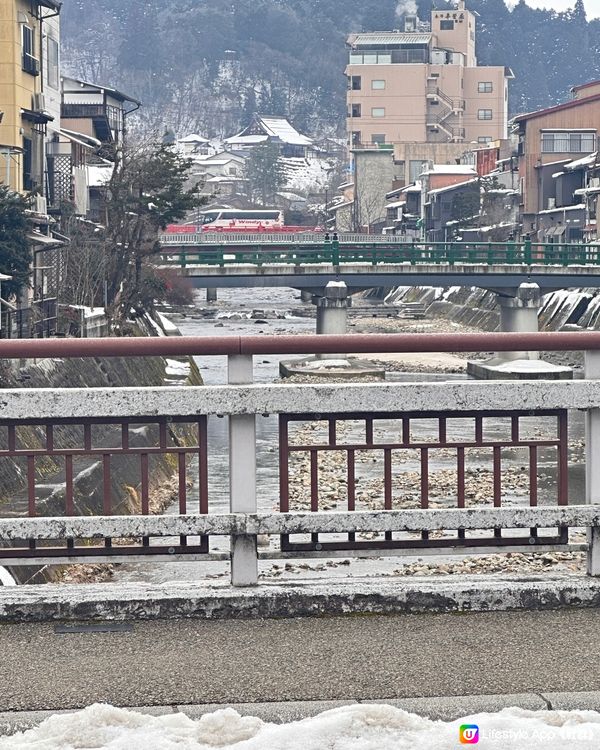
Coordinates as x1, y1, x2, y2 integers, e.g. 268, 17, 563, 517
380, 285, 600, 334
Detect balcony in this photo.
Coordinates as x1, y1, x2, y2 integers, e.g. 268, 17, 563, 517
61, 103, 122, 142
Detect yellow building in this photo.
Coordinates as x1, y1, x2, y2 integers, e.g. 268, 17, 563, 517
0, 0, 61, 196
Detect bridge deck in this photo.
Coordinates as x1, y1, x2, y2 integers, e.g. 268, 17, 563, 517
1, 601, 599, 710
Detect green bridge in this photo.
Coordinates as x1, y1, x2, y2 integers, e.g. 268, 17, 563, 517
157, 235, 600, 291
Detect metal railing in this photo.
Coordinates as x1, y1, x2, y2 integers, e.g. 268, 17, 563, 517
0, 333, 599, 585
157, 239, 600, 269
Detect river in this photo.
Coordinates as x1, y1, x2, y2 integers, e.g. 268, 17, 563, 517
112, 286, 586, 585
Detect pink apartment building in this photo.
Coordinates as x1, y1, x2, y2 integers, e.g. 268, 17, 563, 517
346, 0, 513, 185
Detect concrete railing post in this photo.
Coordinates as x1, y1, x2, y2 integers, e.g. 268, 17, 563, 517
228, 354, 258, 586
585, 351, 600, 575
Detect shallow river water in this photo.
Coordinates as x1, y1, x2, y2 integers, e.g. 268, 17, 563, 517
112, 287, 585, 584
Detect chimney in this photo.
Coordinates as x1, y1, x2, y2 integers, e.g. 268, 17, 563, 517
404, 14, 417, 32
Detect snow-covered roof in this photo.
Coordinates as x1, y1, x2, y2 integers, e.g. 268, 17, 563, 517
423, 165, 477, 176
205, 175, 247, 183
386, 200, 406, 209
348, 32, 432, 46
401, 182, 422, 194
427, 178, 479, 197
565, 152, 598, 170
178, 133, 209, 143
225, 116, 313, 147
538, 203, 585, 215
224, 134, 269, 145
260, 117, 313, 146
194, 160, 234, 167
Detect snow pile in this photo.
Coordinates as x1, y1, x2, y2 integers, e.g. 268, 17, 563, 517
3, 703, 600, 750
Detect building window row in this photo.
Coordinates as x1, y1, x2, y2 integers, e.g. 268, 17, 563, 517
541, 131, 596, 153
348, 106, 386, 118
478, 136, 492, 143
348, 77, 386, 91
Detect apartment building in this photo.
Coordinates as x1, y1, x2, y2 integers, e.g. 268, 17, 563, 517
0, 0, 61, 201
346, 0, 512, 185
513, 81, 600, 239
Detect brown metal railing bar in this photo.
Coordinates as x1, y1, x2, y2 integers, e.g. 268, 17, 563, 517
0, 446, 203, 457
384, 448, 392, 541
421, 447, 429, 541
46, 424, 54, 453
310, 448, 319, 545
457, 446, 465, 540
3, 331, 600, 359
558, 411, 569, 506
27, 455, 36, 518
493, 445, 502, 538
283, 409, 565, 423
347, 448, 356, 534
178, 451, 187, 547
285, 439, 560, 452
529, 445, 538, 539
198, 417, 209, 515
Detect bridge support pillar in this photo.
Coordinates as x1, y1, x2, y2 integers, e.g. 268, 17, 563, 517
467, 283, 572, 380
280, 282, 384, 379
206, 288, 217, 303
228, 354, 258, 586
316, 281, 349, 359
300, 290, 313, 303
497, 282, 541, 361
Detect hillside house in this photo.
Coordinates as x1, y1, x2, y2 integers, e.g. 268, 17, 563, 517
224, 115, 317, 158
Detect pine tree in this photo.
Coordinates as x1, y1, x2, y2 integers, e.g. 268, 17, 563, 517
0, 186, 31, 299
245, 143, 286, 205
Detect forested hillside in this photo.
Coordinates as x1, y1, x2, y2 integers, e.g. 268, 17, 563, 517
61, 0, 600, 137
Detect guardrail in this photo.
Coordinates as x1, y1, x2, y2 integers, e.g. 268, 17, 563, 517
1, 333, 600, 585
157, 239, 600, 268
159, 232, 413, 246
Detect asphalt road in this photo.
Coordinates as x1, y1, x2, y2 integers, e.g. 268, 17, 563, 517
1, 608, 599, 712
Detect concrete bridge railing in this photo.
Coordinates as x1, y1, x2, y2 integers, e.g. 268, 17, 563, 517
2, 332, 600, 586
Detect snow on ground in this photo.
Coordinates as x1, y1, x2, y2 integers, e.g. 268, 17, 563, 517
3, 703, 600, 750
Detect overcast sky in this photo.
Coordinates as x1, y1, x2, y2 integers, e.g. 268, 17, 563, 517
513, 0, 600, 16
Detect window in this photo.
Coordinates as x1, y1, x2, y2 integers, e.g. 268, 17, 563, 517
351, 131, 361, 146
371, 107, 385, 117
478, 136, 492, 144
409, 160, 427, 182
541, 131, 596, 153
440, 20, 454, 30
351, 103, 361, 118
478, 81, 493, 93
349, 51, 392, 65
478, 109, 493, 120
22, 26, 38, 75
348, 75, 361, 90
371, 79, 385, 90
372, 134, 386, 144
47, 37, 59, 89
22, 137, 33, 191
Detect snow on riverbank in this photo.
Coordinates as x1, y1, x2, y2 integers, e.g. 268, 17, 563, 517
3, 703, 600, 749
